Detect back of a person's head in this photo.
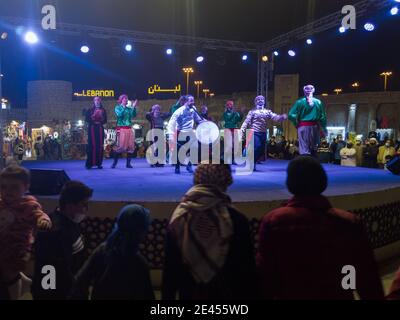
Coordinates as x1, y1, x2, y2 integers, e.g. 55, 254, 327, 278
286, 156, 328, 196
194, 164, 233, 192
59, 181, 93, 210
106, 204, 151, 258
0, 165, 30, 185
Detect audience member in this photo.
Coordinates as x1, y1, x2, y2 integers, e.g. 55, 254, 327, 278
256, 156, 384, 300
71, 204, 154, 300
162, 164, 258, 300
32, 181, 93, 300
340, 141, 357, 167
0, 165, 51, 300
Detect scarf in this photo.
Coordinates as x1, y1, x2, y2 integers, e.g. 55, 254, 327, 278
169, 184, 234, 284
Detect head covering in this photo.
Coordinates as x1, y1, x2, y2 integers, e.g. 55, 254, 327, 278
106, 204, 151, 258
151, 104, 161, 112
303, 85, 315, 94
194, 164, 233, 192
226, 100, 234, 108
169, 184, 234, 284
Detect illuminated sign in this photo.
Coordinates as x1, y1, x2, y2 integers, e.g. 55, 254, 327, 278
74, 90, 115, 97
148, 84, 181, 95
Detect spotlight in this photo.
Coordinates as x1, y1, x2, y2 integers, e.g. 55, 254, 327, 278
1, 32, 7, 40
166, 48, 173, 55
242, 54, 248, 61
80, 45, 90, 53
125, 44, 133, 52
288, 50, 296, 57
390, 7, 399, 15
273, 51, 279, 56
306, 39, 313, 45
196, 55, 204, 63
339, 26, 346, 33
364, 22, 375, 32
261, 55, 268, 62
24, 31, 39, 44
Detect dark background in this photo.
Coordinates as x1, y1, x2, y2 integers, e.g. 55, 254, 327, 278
0, 0, 399, 107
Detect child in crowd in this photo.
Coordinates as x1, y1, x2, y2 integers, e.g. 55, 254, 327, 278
0, 165, 51, 300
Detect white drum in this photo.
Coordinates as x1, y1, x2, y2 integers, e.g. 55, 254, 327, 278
196, 121, 220, 144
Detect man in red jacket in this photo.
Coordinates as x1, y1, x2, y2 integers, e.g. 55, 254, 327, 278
257, 156, 384, 300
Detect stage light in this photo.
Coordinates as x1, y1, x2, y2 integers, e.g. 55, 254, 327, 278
196, 55, 204, 63
288, 50, 296, 57
364, 22, 375, 32
242, 54, 248, 61
261, 55, 268, 62
339, 26, 346, 33
166, 48, 173, 55
273, 51, 279, 56
24, 31, 39, 44
390, 7, 399, 15
80, 45, 90, 53
1, 32, 7, 40
125, 44, 133, 52
306, 39, 313, 45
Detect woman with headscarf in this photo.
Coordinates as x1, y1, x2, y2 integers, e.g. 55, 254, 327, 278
85, 96, 107, 169
162, 164, 258, 300
70, 205, 154, 300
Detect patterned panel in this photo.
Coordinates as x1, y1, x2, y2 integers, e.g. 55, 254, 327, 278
79, 202, 400, 269
355, 202, 400, 249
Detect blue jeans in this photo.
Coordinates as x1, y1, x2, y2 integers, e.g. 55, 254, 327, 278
254, 132, 266, 167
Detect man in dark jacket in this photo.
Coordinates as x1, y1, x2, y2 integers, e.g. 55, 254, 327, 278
31, 181, 93, 300
257, 156, 384, 300
363, 138, 379, 168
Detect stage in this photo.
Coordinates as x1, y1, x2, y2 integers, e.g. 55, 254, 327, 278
22, 159, 400, 203
22, 159, 400, 270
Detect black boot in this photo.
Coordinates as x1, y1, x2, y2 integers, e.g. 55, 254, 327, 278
186, 162, 193, 173
111, 153, 119, 169
126, 154, 133, 168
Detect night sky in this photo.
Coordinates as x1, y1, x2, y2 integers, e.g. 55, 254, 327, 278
0, 0, 399, 108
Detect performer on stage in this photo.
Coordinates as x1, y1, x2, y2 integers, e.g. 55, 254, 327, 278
146, 104, 171, 167
112, 95, 138, 169
169, 96, 188, 115
167, 95, 205, 174
240, 96, 287, 171
223, 100, 243, 164
288, 85, 327, 156
85, 97, 107, 169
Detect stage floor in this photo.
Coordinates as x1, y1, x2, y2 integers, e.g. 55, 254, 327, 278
22, 159, 400, 203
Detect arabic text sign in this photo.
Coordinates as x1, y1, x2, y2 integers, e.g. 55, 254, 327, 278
148, 85, 181, 95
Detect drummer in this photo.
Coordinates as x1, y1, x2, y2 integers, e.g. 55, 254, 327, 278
167, 95, 206, 174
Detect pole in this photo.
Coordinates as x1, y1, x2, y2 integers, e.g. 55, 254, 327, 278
384, 75, 388, 92
196, 83, 200, 99
186, 73, 190, 95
